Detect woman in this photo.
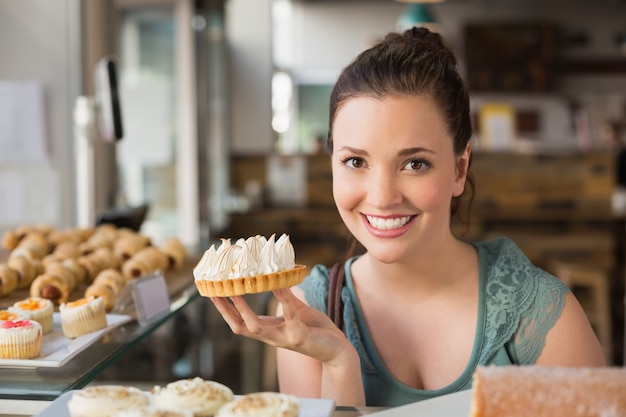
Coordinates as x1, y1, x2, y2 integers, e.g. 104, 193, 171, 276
211, 27, 605, 407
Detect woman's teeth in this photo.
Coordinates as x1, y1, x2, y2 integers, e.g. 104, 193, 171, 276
366, 215, 412, 230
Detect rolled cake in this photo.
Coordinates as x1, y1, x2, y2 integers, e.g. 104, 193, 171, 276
193, 234, 306, 297
470, 365, 626, 417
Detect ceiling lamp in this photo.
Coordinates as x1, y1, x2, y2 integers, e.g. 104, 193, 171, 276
397, 3, 437, 31
395, 0, 444, 2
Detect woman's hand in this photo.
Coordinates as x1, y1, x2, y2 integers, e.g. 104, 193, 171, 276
210, 288, 351, 365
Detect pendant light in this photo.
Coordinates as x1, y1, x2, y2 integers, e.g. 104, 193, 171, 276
397, 3, 437, 32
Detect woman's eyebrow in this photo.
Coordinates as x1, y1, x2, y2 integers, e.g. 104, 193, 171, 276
398, 147, 435, 156
337, 146, 369, 156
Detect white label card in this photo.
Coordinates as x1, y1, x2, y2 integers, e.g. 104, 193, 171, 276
130, 272, 171, 325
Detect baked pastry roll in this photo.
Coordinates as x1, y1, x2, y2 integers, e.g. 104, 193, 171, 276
61, 258, 88, 285
15, 232, 49, 259
122, 247, 169, 280
160, 238, 187, 270
44, 261, 78, 291
1, 230, 20, 251
0, 263, 18, 297
30, 273, 71, 305
194, 234, 306, 297
67, 385, 149, 417
215, 392, 299, 417
151, 377, 234, 417
470, 365, 626, 417
113, 234, 151, 261
93, 268, 126, 293
76, 255, 101, 284
85, 284, 117, 312
7, 256, 38, 289
51, 241, 82, 260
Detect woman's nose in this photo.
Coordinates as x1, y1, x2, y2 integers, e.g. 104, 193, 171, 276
366, 170, 402, 208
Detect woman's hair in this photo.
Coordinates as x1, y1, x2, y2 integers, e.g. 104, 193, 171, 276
326, 26, 474, 227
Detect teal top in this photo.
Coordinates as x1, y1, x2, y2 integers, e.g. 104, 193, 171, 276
299, 237, 569, 407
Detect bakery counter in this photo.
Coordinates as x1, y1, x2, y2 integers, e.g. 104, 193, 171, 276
0, 257, 199, 406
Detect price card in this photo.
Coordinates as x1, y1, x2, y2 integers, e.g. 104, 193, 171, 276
130, 271, 171, 325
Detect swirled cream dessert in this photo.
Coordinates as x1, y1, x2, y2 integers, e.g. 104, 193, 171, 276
215, 392, 300, 417
67, 385, 149, 417
151, 377, 234, 417
193, 234, 306, 297
112, 406, 193, 417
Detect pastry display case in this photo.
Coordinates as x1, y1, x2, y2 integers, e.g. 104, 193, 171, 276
0, 251, 199, 407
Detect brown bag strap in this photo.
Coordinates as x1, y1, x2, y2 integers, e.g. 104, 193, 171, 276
327, 262, 346, 330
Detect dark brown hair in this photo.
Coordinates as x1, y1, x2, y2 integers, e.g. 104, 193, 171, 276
326, 26, 474, 227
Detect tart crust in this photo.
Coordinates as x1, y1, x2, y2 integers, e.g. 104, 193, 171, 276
195, 265, 307, 297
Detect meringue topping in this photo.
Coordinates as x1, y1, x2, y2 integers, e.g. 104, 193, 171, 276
194, 234, 296, 281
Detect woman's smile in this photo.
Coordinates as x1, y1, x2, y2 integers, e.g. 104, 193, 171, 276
364, 214, 416, 230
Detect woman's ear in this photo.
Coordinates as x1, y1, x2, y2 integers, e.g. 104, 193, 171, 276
453, 142, 472, 197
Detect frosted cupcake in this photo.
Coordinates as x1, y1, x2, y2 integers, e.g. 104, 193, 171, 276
0, 309, 25, 322
60, 296, 107, 338
9, 297, 54, 334
193, 234, 306, 297
151, 377, 234, 417
0, 319, 42, 359
67, 385, 149, 417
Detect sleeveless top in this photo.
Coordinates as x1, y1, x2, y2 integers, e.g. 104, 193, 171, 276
299, 237, 569, 406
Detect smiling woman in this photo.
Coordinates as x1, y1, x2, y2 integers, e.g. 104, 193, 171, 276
210, 26, 606, 408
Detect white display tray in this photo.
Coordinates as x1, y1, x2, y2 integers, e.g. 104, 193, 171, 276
34, 391, 336, 417
366, 390, 472, 417
0, 313, 132, 368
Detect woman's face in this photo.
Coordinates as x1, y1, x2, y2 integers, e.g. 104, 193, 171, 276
331, 95, 470, 264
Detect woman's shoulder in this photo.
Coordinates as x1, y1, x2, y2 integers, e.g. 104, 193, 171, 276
476, 235, 566, 294
475, 236, 570, 364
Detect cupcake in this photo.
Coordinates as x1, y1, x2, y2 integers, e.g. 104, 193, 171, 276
0, 319, 42, 359
0, 309, 25, 322
67, 385, 149, 417
215, 392, 300, 417
151, 377, 234, 417
60, 296, 108, 339
193, 234, 306, 297
9, 297, 54, 334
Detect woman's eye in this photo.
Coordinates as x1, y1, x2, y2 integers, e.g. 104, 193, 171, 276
343, 157, 365, 169
404, 159, 428, 171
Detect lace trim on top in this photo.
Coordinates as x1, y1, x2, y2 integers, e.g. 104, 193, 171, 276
480, 237, 569, 364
